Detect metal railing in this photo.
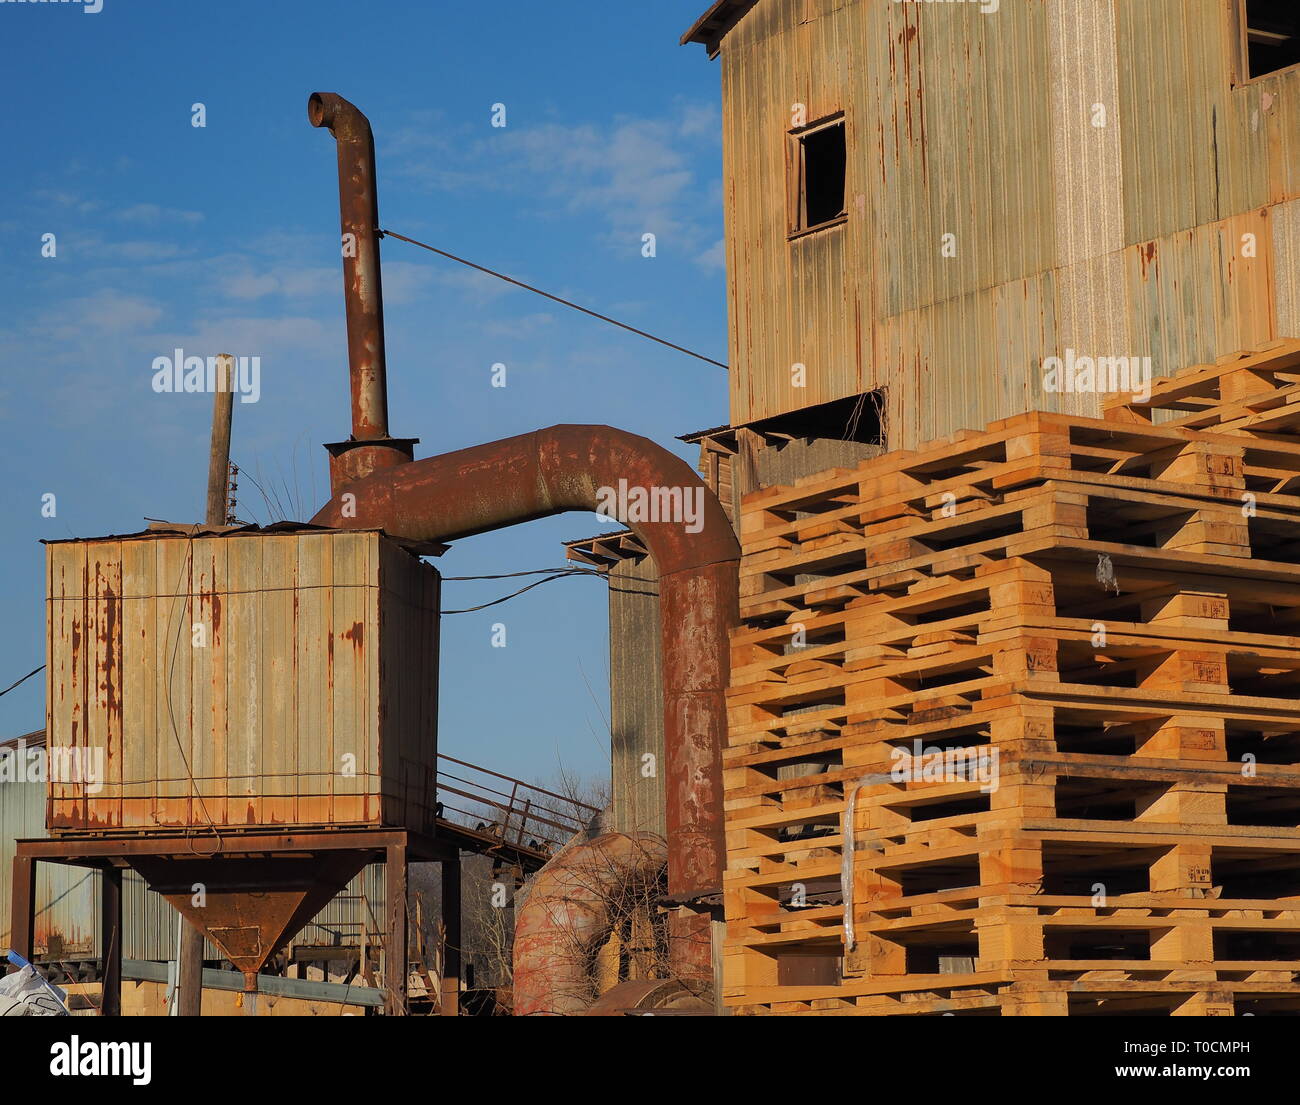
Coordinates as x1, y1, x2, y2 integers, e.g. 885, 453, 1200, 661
434, 754, 598, 856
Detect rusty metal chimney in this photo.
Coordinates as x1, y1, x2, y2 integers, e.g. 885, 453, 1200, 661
308, 92, 416, 492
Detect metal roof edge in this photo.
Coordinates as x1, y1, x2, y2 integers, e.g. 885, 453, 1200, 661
680, 0, 760, 55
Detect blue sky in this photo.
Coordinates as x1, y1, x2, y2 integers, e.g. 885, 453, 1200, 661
0, 0, 728, 791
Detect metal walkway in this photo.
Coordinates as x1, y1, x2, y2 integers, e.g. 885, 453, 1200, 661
433, 754, 598, 871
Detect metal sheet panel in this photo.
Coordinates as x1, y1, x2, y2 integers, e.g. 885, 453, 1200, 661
1115, 0, 1300, 243
0, 772, 96, 957
297, 862, 388, 951
609, 556, 666, 838
44, 530, 439, 834
379, 537, 440, 831
1276, 197, 1300, 337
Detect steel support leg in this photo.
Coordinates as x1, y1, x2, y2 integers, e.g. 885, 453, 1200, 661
7, 854, 35, 972
178, 921, 203, 1017
100, 864, 122, 1016
385, 843, 407, 1017
441, 855, 461, 1016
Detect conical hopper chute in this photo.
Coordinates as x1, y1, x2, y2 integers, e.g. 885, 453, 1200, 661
128, 851, 371, 994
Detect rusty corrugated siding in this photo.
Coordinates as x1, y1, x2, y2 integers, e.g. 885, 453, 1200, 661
714, 0, 1300, 447
379, 537, 441, 832
298, 862, 388, 951
0, 768, 96, 956
44, 529, 439, 834
609, 556, 666, 838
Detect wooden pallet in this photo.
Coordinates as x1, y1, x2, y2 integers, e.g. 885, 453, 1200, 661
740, 494, 1300, 621
1102, 339, 1300, 433
725, 349, 1300, 1015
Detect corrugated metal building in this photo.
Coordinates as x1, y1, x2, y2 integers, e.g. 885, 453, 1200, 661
43, 527, 439, 834
685, 0, 1300, 450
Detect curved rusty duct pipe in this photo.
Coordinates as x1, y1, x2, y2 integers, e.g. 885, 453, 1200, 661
311, 424, 739, 983
306, 96, 734, 1006
513, 832, 667, 1016
308, 92, 415, 488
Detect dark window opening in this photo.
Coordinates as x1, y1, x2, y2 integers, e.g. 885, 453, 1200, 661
748, 391, 883, 446
1243, 0, 1300, 78
797, 121, 846, 231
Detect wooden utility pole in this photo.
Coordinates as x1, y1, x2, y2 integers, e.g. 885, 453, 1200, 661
178, 353, 236, 1017
205, 353, 235, 527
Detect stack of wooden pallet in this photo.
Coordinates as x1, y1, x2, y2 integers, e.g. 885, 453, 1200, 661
724, 339, 1300, 1015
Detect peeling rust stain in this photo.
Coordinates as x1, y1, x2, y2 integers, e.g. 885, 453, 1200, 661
100, 578, 120, 722
1139, 240, 1157, 279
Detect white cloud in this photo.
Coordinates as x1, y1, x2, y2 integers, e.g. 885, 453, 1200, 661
161, 315, 337, 363
55, 289, 165, 334
378, 260, 437, 305
392, 102, 723, 255
113, 240, 190, 262
678, 102, 720, 139
34, 189, 102, 216
222, 272, 281, 300
502, 116, 699, 241
694, 238, 726, 272
219, 265, 336, 302
482, 311, 555, 337
114, 203, 204, 224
